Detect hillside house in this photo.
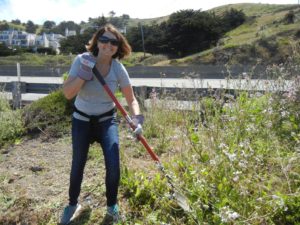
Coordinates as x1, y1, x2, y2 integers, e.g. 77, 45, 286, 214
46, 33, 65, 54
65, 28, 76, 37
0, 29, 67, 54
0, 30, 36, 47
35, 33, 49, 48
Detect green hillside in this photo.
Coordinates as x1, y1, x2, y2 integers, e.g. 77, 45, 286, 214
1, 3, 300, 66
127, 16, 169, 27
157, 3, 300, 66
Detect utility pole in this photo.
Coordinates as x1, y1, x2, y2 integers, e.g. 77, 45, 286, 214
140, 23, 146, 58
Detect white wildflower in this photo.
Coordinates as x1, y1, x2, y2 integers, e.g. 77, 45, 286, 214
223, 150, 237, 162
230, 212, 240, 220
281, 110, 289, 117
240, 150, 249, 158
263, 107, 273, 115
265, 121, 273, 128
229, 116, 236, 121
233, 176, 239, 182
233, 171, 242, 175
233, 171, 242, 182
219, 143, 228, 149
210, 159, 216, 166
219, 206, 240, 223
256, 197, 263, 202
238, 160, 248, 169
200, 168, 206, 173
246, 124, 256, 132
240, 189, 249, 196
272, 195, 285, 209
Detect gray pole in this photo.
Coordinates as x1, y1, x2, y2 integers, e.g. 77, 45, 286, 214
12, 62, 22, 108
140, 23, 146, 58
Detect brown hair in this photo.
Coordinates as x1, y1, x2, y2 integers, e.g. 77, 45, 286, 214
86, 23, 131, 59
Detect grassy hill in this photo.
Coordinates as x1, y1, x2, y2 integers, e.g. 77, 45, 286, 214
1, 4, 300, 67
126, 15, 169, 27
156, 3, 300, 66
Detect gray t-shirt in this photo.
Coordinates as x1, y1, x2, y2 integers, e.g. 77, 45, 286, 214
68, 52, 131, 121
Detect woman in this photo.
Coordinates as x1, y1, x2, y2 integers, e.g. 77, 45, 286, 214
60, 24, 143, 224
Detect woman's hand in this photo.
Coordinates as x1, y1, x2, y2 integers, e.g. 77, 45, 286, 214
132, 114, 144, 137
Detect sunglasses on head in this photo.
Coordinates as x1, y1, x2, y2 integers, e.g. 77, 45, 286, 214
98, 36, 120, 46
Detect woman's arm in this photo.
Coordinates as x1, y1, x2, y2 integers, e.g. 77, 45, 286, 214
63, 76, 85, 100
121, 85, 140, 115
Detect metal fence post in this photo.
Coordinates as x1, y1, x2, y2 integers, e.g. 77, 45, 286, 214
133, 86, 149, 108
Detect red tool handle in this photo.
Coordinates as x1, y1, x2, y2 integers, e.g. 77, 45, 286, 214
93, 67, 160, 162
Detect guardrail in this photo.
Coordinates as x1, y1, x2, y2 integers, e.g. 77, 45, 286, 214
0, 64, 271, 78
0, 63, 294, 109
0, 74, 63, 108
1, 76, 294, 109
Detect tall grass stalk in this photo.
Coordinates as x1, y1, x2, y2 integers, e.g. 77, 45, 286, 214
121, 69, 300, 224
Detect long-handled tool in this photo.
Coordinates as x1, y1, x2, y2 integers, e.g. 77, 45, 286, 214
92, 66, 191, 212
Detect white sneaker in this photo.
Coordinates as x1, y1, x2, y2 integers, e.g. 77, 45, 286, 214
60, 204, 82, 225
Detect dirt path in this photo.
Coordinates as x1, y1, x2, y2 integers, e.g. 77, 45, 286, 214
0, 128, 160, 224
0, 134, 116, 223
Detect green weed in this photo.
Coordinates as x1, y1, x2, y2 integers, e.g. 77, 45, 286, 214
0, 95, 24, 147
120, 74, 300, 224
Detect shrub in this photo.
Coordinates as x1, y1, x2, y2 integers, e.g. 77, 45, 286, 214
0, 43, 13, 56
36, 47, 56, 55
284, 10, 295, 24
22, 89, 73, 138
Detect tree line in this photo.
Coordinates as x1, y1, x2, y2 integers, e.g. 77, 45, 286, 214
0, 9, 246, 57
0, 19, 82, 35
60, 8, 246, 57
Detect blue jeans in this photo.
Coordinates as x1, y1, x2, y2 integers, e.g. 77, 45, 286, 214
69, 116, 120, 207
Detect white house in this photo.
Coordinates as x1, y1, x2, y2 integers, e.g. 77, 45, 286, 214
0, 29, 70, 54
35, 33, 49, 48
47, 33, 65, 54
0, 30, 13, 45
0, 30, 36, 47
65, 28, 76, 37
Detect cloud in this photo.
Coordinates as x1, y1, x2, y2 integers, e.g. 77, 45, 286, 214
0, 0, 298, 25
0, 0, 203, 24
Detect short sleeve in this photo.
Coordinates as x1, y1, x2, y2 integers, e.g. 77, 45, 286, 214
117, 63, 131, 88
68, 55, 80, 77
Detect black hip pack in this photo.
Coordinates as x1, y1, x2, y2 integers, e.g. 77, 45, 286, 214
73, 106, 117, 144
73, 106, 116, 124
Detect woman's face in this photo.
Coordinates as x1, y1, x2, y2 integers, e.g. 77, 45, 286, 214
97, 31, 119, 57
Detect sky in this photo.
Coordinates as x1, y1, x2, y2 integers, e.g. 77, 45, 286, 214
0, 0, 299, 25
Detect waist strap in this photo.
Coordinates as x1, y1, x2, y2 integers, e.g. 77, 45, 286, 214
74, 106, 116, 121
